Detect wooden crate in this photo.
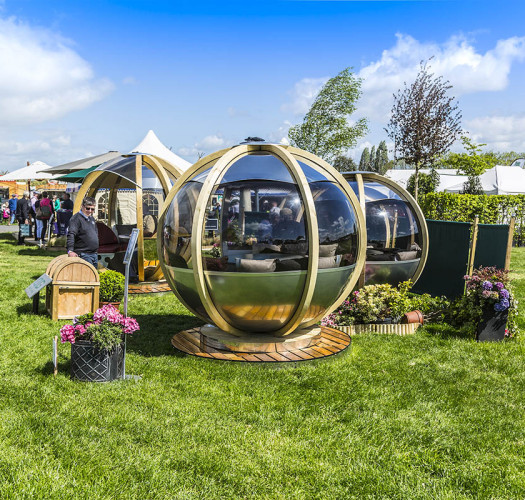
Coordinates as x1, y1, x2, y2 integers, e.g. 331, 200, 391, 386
45, 255, 100, 320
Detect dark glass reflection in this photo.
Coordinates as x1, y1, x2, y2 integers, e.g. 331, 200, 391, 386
220, 153, 294, 183
163, 181, 203, 268
310, 181, 358, 269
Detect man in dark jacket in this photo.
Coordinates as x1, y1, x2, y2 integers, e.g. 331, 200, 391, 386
15, 191, 31, 245
66, 196, 99, 266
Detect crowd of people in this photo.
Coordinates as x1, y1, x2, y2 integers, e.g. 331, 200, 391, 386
7, 191, 75, 246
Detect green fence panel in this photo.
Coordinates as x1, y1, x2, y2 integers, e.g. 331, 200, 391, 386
412, 220, 471, 298
473, 223, 509, 270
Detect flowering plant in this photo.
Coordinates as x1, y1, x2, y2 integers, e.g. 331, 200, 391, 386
60, 304, 139, 350
450, 266, 518, 338
322, 281, 414, 327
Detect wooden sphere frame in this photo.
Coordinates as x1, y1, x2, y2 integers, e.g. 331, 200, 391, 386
75, 154, 182, 282
342, 171, 429, 286
158, 143, 367, 337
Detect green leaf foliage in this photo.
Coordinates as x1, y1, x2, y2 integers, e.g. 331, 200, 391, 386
99, 269, 125, 302
288, 67, 368, 163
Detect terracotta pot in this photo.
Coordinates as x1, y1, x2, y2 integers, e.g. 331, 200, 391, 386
402, 310, 424, 325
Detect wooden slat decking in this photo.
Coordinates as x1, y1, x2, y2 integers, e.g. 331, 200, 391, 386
171, 326, 350, 362
128, 281, 171, 295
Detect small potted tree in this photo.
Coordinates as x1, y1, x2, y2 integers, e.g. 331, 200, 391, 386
60, 304, 139, 382
99, 269, 125, 308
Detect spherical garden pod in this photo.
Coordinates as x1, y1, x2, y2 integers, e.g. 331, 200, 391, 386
75, 154, 182, 282
158, 142, 366, 337
342, 172, 428, 287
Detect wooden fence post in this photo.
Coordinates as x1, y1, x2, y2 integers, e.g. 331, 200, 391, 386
505, 216, 516, 271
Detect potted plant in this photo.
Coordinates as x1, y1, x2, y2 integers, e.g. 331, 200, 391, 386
463, 267, 516, 342
99, 269, 125, 307
60, 304, 140, 382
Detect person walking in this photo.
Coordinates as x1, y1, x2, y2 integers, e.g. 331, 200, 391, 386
8, 194, 17, 225
66, 196, 99, 267
15, 191, 31, 245
61, 193, 74, 210
35, 191, 53, 246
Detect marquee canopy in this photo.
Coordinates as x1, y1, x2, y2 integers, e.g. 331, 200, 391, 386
386, 165, 525, 195
0, 161, 54, 181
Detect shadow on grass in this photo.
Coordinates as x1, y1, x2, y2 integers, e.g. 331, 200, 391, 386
421, 323, 474, 340
39, 360, 70, 377
126, 313, 203, 357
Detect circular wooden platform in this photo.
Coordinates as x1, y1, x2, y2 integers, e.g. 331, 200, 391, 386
171, 325, 351, 362
128, 281, 171, 295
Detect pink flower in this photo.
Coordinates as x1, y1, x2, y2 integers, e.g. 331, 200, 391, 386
74, 324, 86, 335
122, 317, 139, 334
93, 304, 124, 325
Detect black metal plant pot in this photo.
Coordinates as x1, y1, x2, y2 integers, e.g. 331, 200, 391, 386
476, 307, 508, 342
71, 340, 124, 382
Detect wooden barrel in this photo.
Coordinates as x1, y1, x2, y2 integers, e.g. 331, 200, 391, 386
45, 255, 100, 320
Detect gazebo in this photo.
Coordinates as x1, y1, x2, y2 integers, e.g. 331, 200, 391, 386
75, 153, 182, 282
342, 171, 429, 287
159, 142, 366, 339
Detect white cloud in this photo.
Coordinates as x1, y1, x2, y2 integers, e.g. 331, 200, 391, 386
465, 115, 525, 151
281, 77, 328, 115
177, 133, 233, 160
0, 16, 113, 125
358, 33, 525, 121
267, 121, 292, 145
122, 76, 137, 85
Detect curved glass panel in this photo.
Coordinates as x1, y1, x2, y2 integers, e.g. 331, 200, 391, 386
201, 154, 308, 274
96, 156, 138, 185
221, 153, 294, 183
362, 180, 422, 287
162, 180, 208, 319
310, 181, 358, 269
363, 181, 402, 202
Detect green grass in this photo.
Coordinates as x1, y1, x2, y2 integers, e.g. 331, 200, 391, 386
0, 232, 524, 499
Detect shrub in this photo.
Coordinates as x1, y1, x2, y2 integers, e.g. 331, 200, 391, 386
99, 269, 125, 302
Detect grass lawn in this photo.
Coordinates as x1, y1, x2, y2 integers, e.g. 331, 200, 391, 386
0, 232, 524, 499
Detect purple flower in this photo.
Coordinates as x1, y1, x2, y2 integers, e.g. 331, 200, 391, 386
482, 281, 493, 290
500, 289, 510, 299
495, 282, 504, 291
494, 299, 510, 311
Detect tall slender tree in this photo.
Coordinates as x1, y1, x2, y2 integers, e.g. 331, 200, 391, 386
288, 67, 368, 163
369, 145, 376, 171
375, 141, 389, 174
385, 61, 462, 200
359, 147, 370, 170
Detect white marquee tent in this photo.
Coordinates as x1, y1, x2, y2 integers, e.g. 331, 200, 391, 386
386, 165, 525, 195
0, 161, 54, 181
130, 130, 191, 171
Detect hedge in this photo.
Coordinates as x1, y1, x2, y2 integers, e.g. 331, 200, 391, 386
418, 192, 525, 242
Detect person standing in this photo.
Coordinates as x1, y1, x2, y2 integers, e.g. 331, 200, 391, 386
53, 195, 61, 212
15, 191, 31, 245
61, 193, 74, 210
8, 194, 17, 225
66, 196, 99, 267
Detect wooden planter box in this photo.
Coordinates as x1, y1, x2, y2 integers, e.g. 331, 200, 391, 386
338, 323, 420, 336
45, 255, 100, 320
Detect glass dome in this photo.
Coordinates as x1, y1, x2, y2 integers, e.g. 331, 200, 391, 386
342, 172, 428, 286
74, 154, 181, 282
160, 144, 366, 336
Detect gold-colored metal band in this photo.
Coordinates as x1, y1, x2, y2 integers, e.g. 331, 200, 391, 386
262, 145, 319, 336
135, 155, 145, 281
284, 146, 367, 327
73, 170, 106, 212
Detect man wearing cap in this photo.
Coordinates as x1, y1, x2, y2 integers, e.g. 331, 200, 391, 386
66, 196, 99, 267
8, 194, 17, 225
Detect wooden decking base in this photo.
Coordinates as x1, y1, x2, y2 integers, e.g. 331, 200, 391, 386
171, 325, 351, 362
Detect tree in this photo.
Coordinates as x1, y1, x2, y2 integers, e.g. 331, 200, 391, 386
385, 61, 462, 200
288, 67, 368, 163
369, 146, 376, 171
332, 155, 357, 172
407, 169, 439, 197
374, 141, 389, 174
445, 136, 497, 194
359, 147, 370, 170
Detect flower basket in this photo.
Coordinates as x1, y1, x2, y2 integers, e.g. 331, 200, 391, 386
70, 340, 124, 382
476, 307, 509, 343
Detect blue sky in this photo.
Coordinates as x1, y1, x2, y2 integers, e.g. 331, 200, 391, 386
1, 0, 525, 171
